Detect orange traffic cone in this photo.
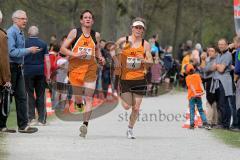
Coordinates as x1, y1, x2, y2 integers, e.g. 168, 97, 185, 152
106, 85, 114, 101
45, 90, 54, 116
182, 107, 191, 128
182, 106, 206, 128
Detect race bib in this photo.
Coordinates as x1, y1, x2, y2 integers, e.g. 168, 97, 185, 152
78, 47, 92, 60
126, 57, 141, 69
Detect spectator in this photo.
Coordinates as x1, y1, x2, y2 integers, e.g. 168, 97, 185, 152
228, 38, 239, 130
0, 10, 16, 133
46, 44, 60, 108
152, 34, 163, 56
163, 45, 173, 84
199, 50, 207, 80
94, 39, 105, 98
24, 26, 48, 126
100, 39, 106, 50
180, 51, 191, 88
185, 64, 211, 130
195, 43, 203, 55
59, 35, 67, 47
54, 53, 70, 110
49, 34, 57, 50
7, 10, 38, 133
210, 38, 233, 129
150, 54, 162, 95
201, 46, 218, 127
233, 36, 240, 130
185, 40, 193, 51
191, 49, 200, 67
181, 51, 191, 75
149, 37, 159, 60
200, 50, 207, 68
101, 41, 114, 98
177, 43, 185, 62
48, 44, 60, 79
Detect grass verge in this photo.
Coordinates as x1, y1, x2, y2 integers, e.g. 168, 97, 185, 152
212, 129, 240, 148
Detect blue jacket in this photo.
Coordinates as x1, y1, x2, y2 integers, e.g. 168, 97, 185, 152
235, 48, 240, 76
24, 37, 48, 76
7, 25, 30, 64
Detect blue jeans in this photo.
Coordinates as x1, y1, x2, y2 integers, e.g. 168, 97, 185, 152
189, 97, 207, 126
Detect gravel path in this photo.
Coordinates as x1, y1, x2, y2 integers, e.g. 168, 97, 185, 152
1, 92, 240, 160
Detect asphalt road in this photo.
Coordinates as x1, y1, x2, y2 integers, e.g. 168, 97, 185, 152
1, 92, 240, 160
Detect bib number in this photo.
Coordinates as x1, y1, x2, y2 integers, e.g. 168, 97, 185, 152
78, 47, 92, 60
126, 57, 141, 69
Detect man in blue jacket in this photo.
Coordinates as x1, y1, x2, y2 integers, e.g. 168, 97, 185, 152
7, 10, 39, 133
24, 26, 49, 125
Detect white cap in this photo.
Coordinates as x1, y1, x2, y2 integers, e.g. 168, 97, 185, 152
132, 21, 145, 29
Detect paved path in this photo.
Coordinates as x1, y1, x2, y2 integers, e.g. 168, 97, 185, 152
1, 92, 240, 160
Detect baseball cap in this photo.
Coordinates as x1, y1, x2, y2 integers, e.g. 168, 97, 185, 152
185, 64, 195, 74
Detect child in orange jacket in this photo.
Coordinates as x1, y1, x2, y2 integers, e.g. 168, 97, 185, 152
185, 64, 211, 130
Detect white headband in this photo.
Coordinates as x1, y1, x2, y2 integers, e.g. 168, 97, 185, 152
132, 21, 145, 28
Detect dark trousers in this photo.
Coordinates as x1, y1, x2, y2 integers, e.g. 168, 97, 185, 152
229, 95, 238, 127
10, 63, 28, 129
237, 109, 240, 129
25, 75, 46, 123
215, 82, 231, 128
0, 86, 8, 128
151, 83, 159, 95
114, 75, 120, 92
102, 69, 111, 98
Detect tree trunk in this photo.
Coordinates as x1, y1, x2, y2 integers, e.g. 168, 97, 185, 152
130, 0, 144, 18
172, 0, 183, 58
101, 0, 117, 41
198, 0, 204, 45
116, 0, 144, 38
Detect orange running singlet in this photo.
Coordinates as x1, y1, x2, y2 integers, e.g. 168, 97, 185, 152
68, 29, 98, 86
120, 37, 145, 80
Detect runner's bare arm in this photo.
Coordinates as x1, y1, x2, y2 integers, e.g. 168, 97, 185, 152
110, 37, 126, 67
143, 41, 153, 67
60, 29, 77, 56
109, 37, 126, 57
95, 32, 105, 65
95, 32, 102, 58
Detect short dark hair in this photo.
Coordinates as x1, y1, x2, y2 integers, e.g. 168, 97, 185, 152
233, 36, 240, 43
207, 44, 217, 50
51, 44, 60, 52
80, 10, 94, 20
100, 39, 106, 43
61, 35, 67, 41
188, 68, 195, 75
218, 38, 228, 44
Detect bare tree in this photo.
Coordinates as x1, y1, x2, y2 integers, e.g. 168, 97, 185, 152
172, 0, 183, 58
101, 0, 117, 41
